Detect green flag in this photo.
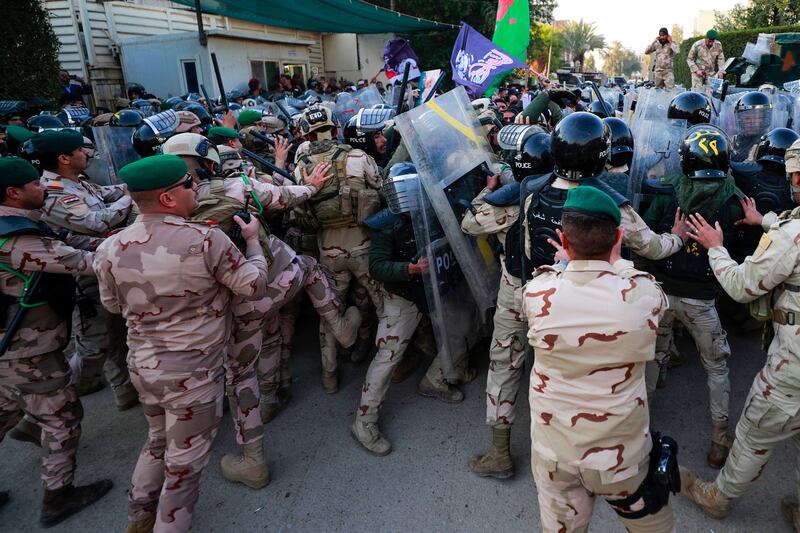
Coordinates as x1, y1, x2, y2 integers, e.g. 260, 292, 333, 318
485, 0, 531, 97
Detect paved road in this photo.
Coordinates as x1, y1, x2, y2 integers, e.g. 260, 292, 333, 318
0, 311, 793, 532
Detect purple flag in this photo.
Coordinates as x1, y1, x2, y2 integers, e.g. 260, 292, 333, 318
450, 23, 528, 98
383, 38, 420, 81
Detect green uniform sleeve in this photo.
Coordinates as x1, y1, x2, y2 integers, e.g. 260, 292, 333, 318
521, 92, 552, 122
368, 228, 410, 283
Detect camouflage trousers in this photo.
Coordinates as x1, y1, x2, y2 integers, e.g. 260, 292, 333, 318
532, 452, 674, 533
318, 229, 383, 373
653, 69, 675, 89
0, 351, 82, 490
485, 272, 527, 428
357, 294, 446, 423
127, 365, 224, 532
691, 73, 710, 90
716, 345, 800, 500
228, 255, 337, 445
257, 297, 300, 403
69, 276, 132, 398
647, 295, 731, 425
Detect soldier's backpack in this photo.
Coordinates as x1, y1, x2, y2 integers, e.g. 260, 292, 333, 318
296, 144, 380, 229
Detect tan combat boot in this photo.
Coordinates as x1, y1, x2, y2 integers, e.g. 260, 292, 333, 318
260, 388, 290, 424
321, 369, 338, 394
9, 418, 41, 447
679, 466, 732, 519
468, 427, 514, 479
351, 419, 392, 456
115, 384, 140, 412
125, 513, 156, 533
782, 497, 800, 532
320, 306, 362, 348
220, 441, 270, 489
708, 420, 733, 469
417, 375, 464, 403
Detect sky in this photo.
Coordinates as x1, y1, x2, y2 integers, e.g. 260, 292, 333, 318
552, 0, 742, 52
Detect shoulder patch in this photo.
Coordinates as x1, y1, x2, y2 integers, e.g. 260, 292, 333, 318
59, 195, 89, 216
47, 181, 64, 190
753, 233, 772, 259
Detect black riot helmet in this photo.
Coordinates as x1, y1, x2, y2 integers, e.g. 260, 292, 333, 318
736, 91, 771, 112
26, 114, 66, 132
680, 124, 731, 179
513, 132, 553, 180
603, 117, 634, 168
19, 139, 44, 173
132, 124, 162, 157
667, 92, 712, 125
551, 112, 610, 181
109, 109, 144, 127
181, 103, 212, 126
127, 83, 146, 100
588, 99, 613, 118
343, 115, 369, 150
755, 127, 800, 166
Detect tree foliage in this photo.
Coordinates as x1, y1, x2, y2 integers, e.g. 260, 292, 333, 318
560, 19, 606, 72
715, 0, 800, 32
670, 24, 684, 45
600, 41, 641, 77
528, 22, 565, 73
0, 0, 61, 101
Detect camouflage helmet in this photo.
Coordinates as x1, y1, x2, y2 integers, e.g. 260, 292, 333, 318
175, 110, 203, 133
298, 105, 336, 138
217, 144, 244, 173
161, 132, 220, 164
261, 115, 287, 134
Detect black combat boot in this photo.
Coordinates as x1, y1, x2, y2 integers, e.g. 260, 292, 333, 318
39, 479, 113, 528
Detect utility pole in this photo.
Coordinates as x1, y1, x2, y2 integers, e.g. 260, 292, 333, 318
390, 0, 396, 11
545, 23, 554, 76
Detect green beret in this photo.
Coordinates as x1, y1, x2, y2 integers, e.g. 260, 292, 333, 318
237, 109, 263, 126
6, 125, 34, 144
706, 29, 718, 40
207, 126, 242, 141
30, 129, 83, 156
564, 186, 621, 226
0, 157, 41, 188
118, 154, 188, 192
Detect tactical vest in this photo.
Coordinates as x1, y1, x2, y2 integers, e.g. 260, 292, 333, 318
524, 176, 569, 269
503, 219, 524, 280
297, 143, 380, 229
191, 176, 275, 265
653, 194, 738, 284
733, 163, 792, 258
387, 215, 428, 312
0, 216, 76, 324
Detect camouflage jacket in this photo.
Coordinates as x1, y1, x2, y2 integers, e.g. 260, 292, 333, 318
0, 205, 95, 359
644, 40, 679, 72
708, 207, 800, 416
686, 39, 726, 76
41, 170, 132, 238
93, 214, 269, 372
523, 259, 667, 477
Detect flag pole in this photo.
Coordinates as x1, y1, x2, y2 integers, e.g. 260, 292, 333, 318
546, 23, 554, 76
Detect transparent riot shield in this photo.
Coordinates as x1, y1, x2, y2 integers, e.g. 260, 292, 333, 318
629, 118, 686, 211
333, 92, 357, 127
630, 87, 684, 137
353, 85, 383, 110
622, 89, 638, 124
394, 86, 500, 313
91, 126, 140, 184
772, 92, 792, 130
409, 185, 487, 374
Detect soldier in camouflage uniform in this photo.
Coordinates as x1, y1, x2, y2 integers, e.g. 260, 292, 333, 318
0, 158, 112, 527
687, 29, 726, 90
93, 155, 269, 533
161, 133, 360, 486
31, 130, 137, 408
524, 186, 674, 533
680, 140, 800, 530
644, 28, 680, 89
293, 105, 384, 393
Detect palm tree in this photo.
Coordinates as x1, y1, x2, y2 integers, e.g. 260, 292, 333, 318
561, 19, 606, 72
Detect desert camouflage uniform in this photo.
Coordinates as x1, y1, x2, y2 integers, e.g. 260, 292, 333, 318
294, 141, 384, 374
0, 205, 93, 491
40, 170, 133, 400
644, 40, 679, 89
195, 174, 340, 444
687, 39, 726, 90
523, 259, 674, 532
705, 209, 800, 500
93, 214, 268, 532
461, 187, 526, 428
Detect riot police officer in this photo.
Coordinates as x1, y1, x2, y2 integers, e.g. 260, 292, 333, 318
731, 91, 773, 162
667, 91, 713, 127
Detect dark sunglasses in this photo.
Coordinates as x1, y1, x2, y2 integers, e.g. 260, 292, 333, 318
164, 173, 194, 192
